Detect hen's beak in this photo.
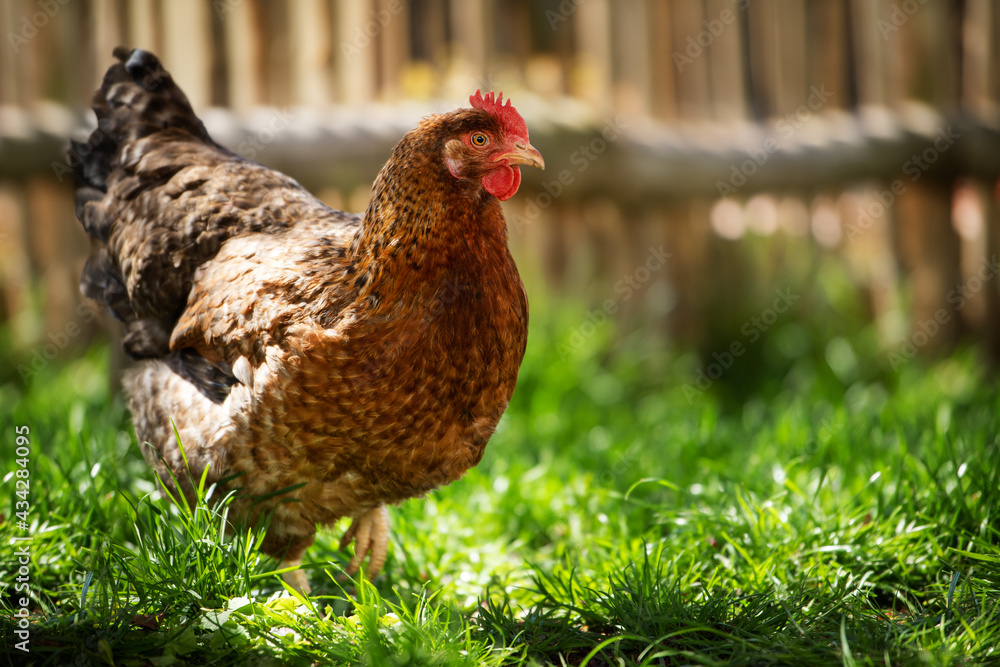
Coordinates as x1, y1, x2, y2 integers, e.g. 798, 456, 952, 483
495, 141, 545, 170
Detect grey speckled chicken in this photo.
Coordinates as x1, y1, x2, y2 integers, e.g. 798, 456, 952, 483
74, 47, 544, 592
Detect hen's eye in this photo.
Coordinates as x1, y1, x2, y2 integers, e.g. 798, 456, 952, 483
471, 132, 489, 147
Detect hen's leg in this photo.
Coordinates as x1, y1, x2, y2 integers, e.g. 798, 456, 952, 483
340, 505, 390, 578
274, 534, 315, 595
280, 558, 312, 595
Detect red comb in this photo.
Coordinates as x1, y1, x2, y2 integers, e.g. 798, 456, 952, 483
470, 90, 528, 139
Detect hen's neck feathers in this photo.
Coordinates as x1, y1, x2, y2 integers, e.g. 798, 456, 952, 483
348, 112, 513, 310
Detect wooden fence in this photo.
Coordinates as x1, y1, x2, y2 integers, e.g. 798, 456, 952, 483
2, 0, 1000, 370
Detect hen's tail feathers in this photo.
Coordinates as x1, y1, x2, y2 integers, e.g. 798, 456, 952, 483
72, 47, 211, 200
74, 48, 214, 357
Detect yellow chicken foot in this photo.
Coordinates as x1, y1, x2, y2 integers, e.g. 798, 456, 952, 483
340, 505, 390, 578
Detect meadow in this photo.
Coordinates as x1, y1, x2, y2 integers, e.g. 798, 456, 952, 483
1, 284, 999, 666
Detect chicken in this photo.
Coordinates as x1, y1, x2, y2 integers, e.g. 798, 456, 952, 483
73, 47, 543, 593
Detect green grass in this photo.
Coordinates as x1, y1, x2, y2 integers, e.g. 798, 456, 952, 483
2, 307, 999, 666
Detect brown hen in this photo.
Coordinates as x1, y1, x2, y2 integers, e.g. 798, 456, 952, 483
74, 48, 543, 592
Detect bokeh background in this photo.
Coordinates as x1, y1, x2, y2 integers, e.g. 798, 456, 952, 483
2, 0, 1000, 401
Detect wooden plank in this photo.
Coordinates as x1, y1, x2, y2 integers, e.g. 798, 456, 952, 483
26, 177, 91, 344
840, 186, 898, 338
0, 3, 11, 105
669, 0, 711, 119
633, 206, 675, 337
450, 0, 487, 76
0, 182, 30, 326
42, 0, 89, 107
335, 0, 377, 104
581, 198, 632, 300
770, 0, 807, 116
647, 0, 677, 120
220, 0, 263, 108
806, 0, 850, 111
849, 0, 888, 107
6, 0, 41, 106
744, 0, 809, 118
612, 0, 652, 116
744, 0, 778, 118
92, 0, 125, 67
962, 0, 997, 121
208, 0, 228, 106
952, 181, 990, 336
290, 0, 332, 106
161, 0, 212, 110
664, 199, 712, 346
705, 0, 747, 121
6, 0, 77, 107
490, 0, 529, 71
260, 0, 292, 106
126, 0, 161, 55
0, 2, 15, 105
894, 180, 963, 356
980, 180, 1000, 364
377, 0, 409, 101
573, 0, 613, 111
883, 0, 953, 107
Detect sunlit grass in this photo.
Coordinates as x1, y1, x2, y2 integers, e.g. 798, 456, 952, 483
1, 314, 999, 665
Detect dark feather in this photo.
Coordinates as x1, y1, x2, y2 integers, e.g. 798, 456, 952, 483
167, 349, 237, 404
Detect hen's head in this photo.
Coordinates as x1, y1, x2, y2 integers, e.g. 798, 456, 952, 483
442, 90, 544, 201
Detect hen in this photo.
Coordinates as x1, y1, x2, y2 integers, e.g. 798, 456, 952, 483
73, 47, 543, 592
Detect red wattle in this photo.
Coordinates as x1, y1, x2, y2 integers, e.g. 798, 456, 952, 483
482, 165, 521, 201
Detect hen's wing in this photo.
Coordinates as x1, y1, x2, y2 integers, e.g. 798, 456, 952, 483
169, 219, 359, 368
75, 47, 358, 369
